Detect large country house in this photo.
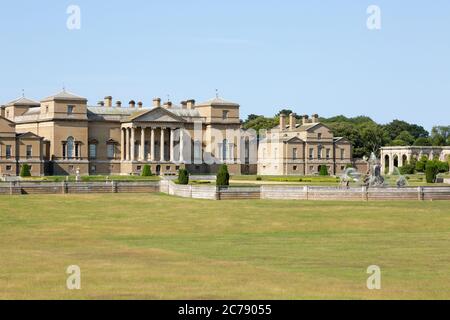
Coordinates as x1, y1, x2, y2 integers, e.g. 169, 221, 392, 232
1, 90, 355, 177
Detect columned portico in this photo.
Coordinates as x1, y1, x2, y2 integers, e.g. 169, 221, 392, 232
140, 127, 146, 161
160, 128, 165, 162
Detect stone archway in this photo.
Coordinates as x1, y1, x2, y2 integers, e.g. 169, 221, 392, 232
384, 155, 390, 174
393, 154, 399, 169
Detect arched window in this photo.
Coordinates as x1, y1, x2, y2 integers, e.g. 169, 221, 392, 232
67, 137, 75, 159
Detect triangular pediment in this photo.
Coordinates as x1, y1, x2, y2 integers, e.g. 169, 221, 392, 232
305, 122, 332, 133
17, 132, 43, 139
127, 107, 185, 123
285, 136, 304, 144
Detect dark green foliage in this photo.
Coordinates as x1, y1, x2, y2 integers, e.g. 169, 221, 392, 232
20, 164, 31, 177
425, 161, 439, 183
399, 164, 415, 175
437, 161, 449, 173
216, 165, 230, 186
415, 156, 429, 173
414, 137, 432, 146
177, 169, 189, 185
141, 165, 152, 177
319, 165, 329, 176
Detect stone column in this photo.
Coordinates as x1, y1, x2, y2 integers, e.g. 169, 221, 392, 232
389, 153, 394, 174
120, 128, 125, 161
160, 128, 165, 162
179, 128, 185, 163
170, 128, 175, 162
151, 128, 155, 162
140, 127, 146, 161
131, 127, 135, 161
125, 128, 130, 161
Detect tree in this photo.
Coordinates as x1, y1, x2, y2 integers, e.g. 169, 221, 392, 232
141, 165, 152, 177
414, 137, 432, 146
425, 161, 439, 183
216, 164, 230, 186
243, 116, 279, 133
431, 126, 450, 146
396, 131, 415, 145
389, 139, 408, 146
319, 165, 329, 176
383, 120, 429, 141
415, 155, 428, 173
20, 164, 31, 177
177, 169, 189, 185
360, 124, 390, 157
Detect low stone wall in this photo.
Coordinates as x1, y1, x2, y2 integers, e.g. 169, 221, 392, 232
1, 181, 450, 201
261, 186, 450, 201
0, 181, 160, 195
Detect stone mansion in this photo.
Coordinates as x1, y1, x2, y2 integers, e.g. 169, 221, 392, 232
1, 90, 354, 177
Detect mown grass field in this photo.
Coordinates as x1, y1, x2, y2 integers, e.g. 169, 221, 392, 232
0, 194, 449, 300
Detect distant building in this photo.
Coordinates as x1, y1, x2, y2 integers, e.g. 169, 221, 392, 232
380, 146, 450, 174
257, 113, 354, 176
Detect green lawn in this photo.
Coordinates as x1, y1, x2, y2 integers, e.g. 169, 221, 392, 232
0, 194, 449, 300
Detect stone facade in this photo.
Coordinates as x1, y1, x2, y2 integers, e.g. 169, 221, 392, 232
380, 146, 450, 174
1, 91, 245, 177
257, 113, 353, 176
1, 91, 359, 178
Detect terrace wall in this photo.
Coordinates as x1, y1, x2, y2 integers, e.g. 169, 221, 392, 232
0, 181, 449, 201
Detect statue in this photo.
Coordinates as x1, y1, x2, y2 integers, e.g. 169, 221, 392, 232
75, 167, 81, 182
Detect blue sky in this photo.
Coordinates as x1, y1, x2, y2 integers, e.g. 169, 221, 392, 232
0, 0, 449, 130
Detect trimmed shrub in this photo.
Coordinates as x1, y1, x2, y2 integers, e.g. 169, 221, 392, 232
399, 163, 415, 175
177, 169, 190, 185
141, 165, 152, 177
425, 161, 439, 183
20, 164, 32, 177
415, 156, 428, 173
319, 165, 329, 176
437, 161, 449, 173
216, 164, 230, 186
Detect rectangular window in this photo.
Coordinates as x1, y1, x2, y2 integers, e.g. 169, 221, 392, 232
26, 145, 32, 159
318, 133, 322, 140
326, 149, 331, 160
107, 144, 115, 159
340, 149, 345, 160
89, 144, 97, 159
309, 148, 314, 160
222, 110, 229, 120
67, 105, 74, 115
293, 148, 298, 160
6, 165, 12, 171
318, 146, 322, 160
6, 145, 12, 159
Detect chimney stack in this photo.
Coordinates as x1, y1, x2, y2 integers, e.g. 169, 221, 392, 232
187, 99, 195, 110
289, 113, 296, 130
302, 115, 309, 125
163, 101, 173, 109
153, 98, 161, 108
181, 101, 187, 109
116, 101, 122, 108
98, 101, 105, 107
104, 96, 112, 107
312, 114, 319, 123
138, 101, 143, 109
279, 114, 287, 130
129, 100, 136, 108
